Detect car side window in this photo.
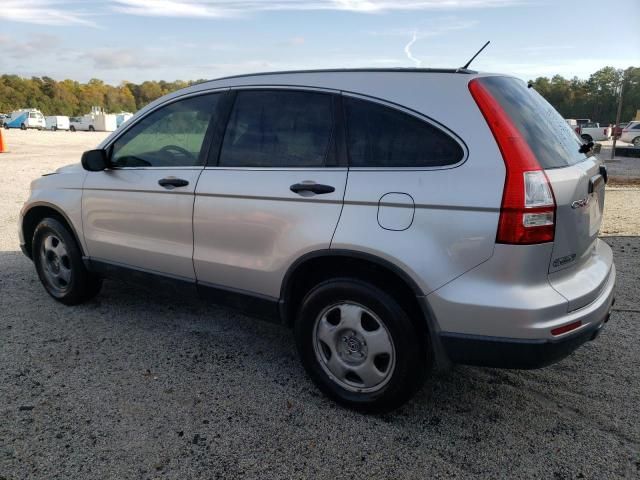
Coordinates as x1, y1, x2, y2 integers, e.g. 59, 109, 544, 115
634, 123, 640, 130
111, 93, 221, 168
219, 90, 334, 168
344, 96, 464, 168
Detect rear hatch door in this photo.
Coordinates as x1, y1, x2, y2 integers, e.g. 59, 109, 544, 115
478, 76, 608, 310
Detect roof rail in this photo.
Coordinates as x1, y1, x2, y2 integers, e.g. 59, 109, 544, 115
207, 67, 477, 83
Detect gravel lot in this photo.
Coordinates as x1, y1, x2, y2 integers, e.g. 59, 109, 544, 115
1, 129, 639, 479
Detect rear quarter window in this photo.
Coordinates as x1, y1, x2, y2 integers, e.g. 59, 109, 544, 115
477, 76, 588, 169
344, 96, 463, 168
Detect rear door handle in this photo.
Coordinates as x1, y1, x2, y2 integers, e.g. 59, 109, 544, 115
158, 177, 189, 188
290, 183, 335, 195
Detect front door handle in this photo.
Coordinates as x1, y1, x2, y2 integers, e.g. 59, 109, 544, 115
290, 183, 335, 195
158, 177, 189, 188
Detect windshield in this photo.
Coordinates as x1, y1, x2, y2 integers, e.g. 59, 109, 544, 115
478, 76, 589, 169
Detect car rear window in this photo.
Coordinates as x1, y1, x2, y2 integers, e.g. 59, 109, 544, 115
477, 76, 588, 169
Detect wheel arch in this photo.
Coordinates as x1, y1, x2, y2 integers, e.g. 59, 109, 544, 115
22, 203, 85, 259
280, 249, 448, 367
280, 249, 440, 350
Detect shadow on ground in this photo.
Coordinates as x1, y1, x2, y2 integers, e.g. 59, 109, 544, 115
1, 239, 638, 479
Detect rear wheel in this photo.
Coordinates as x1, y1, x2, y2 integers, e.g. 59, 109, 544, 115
295, 278, 428, 412
581, 134, 592, 142
20, 123, 26, 130
88, 125, 95, 132
70, 125, 76, 132
32, 217, 102, 305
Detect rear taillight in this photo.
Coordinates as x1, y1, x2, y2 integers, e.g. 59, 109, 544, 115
469, 79, 556, 244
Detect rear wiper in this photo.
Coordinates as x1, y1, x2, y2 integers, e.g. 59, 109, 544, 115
579, 141, 594, 154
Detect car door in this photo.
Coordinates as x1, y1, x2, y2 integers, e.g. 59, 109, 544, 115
82, 92, 225, 280
193, 88, 347, 299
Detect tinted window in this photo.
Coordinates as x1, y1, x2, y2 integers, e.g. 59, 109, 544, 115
219, 90, 333, 168
633, 123, 640, 130
111, 93, 221, 168
344, 97, 463, 168
478, 76, 588, 169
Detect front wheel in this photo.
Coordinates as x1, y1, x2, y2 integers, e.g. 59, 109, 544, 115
32, 217, 102, 305
633, 136, 640, 147
88, 125, 95, 132
20, 123, 26, 130
295, 278, 429, 412
70, 126, 76, 132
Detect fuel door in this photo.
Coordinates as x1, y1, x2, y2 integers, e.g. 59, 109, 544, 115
377, 192, 415, 231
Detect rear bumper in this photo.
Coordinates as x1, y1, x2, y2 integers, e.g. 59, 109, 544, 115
426, 239, 616, 369
434, 261, 615, 368
439, 312, 610, 369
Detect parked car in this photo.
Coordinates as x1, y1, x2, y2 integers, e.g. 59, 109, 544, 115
620, 121, 640, 146
612, 122, 629, 139
18, 69, 616, 411
45, 116, 70, 131
576, 122, 612, 142
4, 109, 46, 130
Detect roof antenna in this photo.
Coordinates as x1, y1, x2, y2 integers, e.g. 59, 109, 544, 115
460, 41, 490, 70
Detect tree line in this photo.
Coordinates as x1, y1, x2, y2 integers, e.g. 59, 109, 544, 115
0, 66, 638, 123
0, 76, 204, 117
528, 66, 638, 124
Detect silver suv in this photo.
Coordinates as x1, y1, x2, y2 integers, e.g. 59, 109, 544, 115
19, 69, 616, 411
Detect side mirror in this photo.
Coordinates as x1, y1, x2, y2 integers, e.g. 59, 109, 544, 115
81, 149, 109, 172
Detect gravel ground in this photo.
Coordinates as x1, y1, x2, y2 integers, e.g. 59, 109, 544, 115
1, 129, 639, 479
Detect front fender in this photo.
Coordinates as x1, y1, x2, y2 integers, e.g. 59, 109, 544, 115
20, 167, 87, 254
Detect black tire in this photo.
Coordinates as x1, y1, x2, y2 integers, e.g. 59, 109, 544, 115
20, 123, 26, 130
70, 126, 76, 132
32, 217, 102, 305
295, 278, 429, 412
88, 125, 95, 132
581, 134, 592, 142
52, 126, 57, 132
633, 136, 640, 147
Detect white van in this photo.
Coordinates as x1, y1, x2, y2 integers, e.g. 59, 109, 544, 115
70, 107, 117, 132
116, 112, 134, 128
4, 109, 46, 130
45, 116, 70, 131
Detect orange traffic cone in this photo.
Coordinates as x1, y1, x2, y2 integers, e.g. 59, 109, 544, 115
0, 128, 6, 153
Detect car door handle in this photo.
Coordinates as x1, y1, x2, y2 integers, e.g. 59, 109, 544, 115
158, 177, 189, 188
290, 183, 335, 195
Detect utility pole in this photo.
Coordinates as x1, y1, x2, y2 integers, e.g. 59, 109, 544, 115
611, 73, 625, 160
